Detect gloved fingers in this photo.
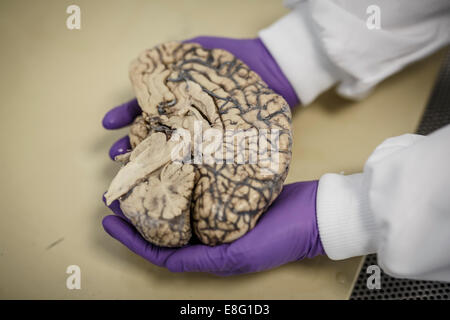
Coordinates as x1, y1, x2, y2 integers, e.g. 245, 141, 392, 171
102, 194, 128, 220
102, 215, 176, 268
165, 244, 234, 274
184, 36, 221, 49
102, 98, 141, 130
184, 36, 239, 52
109, 135, 131, 160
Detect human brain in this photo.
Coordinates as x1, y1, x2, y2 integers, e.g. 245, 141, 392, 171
105, 41, 292, 247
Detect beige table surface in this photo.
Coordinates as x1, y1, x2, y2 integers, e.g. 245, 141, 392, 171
0, 0, 446, 299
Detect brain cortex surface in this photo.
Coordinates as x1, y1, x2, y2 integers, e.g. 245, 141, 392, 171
105, 42, 292, 247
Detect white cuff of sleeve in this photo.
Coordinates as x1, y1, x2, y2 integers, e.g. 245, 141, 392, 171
316, 173, 379, 260
258, 1, 340, 105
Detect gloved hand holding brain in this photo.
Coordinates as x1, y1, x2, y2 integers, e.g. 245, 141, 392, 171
105, 41, 292, 247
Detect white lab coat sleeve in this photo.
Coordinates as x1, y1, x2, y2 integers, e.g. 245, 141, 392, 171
259, 0, 450, 105
316, 124, 450, 282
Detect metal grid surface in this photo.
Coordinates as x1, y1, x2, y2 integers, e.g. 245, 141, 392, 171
351, 255, 450, 300
350, 49, 450, 300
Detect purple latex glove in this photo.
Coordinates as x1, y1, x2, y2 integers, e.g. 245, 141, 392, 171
102, 115, 324, 277
101, 37, 321, 275
103, 180, 324, 276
